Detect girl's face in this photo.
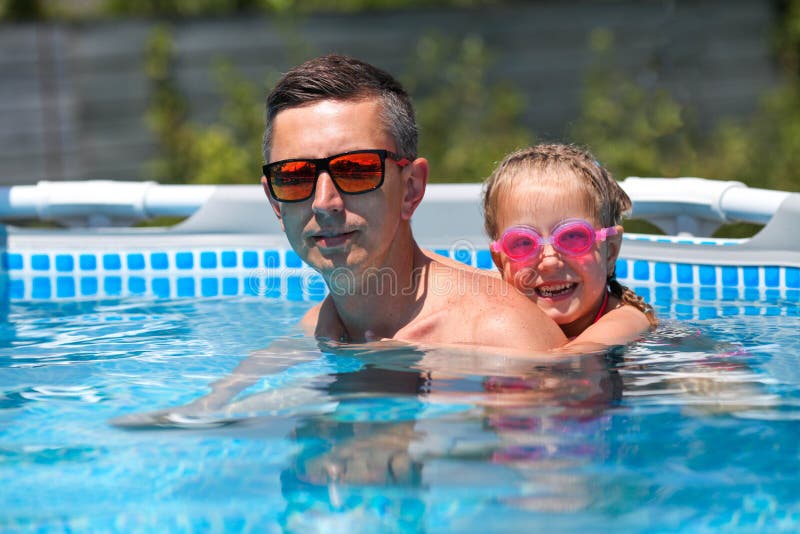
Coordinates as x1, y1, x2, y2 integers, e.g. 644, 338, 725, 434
492, 173, 621, 338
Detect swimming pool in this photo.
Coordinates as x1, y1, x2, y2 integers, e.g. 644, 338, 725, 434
2, 296, 798, 532
1, 179, 799, 532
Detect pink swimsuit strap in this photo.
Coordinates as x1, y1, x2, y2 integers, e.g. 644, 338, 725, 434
592, 289, 610, 324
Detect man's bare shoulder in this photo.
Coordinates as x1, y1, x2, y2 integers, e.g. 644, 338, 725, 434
300, 303, 322, 335
423, 254, 567, 350
302, 297, 344, 340
425, 252, 531, 307
423, 247, 499, 275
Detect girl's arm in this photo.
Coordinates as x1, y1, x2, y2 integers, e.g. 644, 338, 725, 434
562, 305, 652, 353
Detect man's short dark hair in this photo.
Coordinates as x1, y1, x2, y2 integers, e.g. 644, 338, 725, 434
262, 54, 418, 162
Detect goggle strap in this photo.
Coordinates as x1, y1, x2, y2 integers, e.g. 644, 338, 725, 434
595, 226, 619, 242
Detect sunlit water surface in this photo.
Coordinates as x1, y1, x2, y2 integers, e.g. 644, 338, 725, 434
1, 296, 799, 533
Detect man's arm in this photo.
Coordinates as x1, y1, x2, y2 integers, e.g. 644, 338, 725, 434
109, 336, 322, 428
110, 301, 332, 428
179, 298, 334, 412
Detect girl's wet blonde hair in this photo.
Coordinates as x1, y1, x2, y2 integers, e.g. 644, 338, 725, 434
482, 143, 657, 327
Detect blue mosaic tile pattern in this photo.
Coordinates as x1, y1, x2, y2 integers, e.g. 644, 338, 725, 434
1, 248, 323, 302
1, 248, 799, 312
613, 258, 800, 292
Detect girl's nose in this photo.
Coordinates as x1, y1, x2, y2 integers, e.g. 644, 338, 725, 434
537, 243, 561, 268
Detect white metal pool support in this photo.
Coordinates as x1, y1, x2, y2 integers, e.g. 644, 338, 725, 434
622, 177, 791, 235
0, 177, 792, 236
0, 180, 216, 227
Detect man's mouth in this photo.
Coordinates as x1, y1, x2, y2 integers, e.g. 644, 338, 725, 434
535, 282, 577, 299
311, 230, 357, 248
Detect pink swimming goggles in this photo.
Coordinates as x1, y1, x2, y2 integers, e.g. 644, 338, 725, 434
490, 218, 618, 261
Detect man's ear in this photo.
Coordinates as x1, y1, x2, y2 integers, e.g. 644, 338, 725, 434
605, 225, 624, 273
400, 158, 429, 221
490, 249, 505, 273
262, 176, 285, 231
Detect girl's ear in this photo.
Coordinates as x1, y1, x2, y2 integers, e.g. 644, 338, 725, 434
400, 157, 429, 220
262, 176, 286, 231
605, 225, 624, 273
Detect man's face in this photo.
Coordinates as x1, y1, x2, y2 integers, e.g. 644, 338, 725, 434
264, 98, 411, 280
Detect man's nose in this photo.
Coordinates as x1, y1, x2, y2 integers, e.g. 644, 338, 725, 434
311, 171, 345, 214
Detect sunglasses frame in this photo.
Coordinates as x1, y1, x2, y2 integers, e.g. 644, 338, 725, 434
262, 149, 410, 203
491, 218, 618, 261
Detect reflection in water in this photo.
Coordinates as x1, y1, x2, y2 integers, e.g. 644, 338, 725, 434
276, 344, 623, 527
279, 350, 430, 530
478, 352, 622, 512
272, 325, 782, 529
620, 320, 779, 415
98, 312, 793, 531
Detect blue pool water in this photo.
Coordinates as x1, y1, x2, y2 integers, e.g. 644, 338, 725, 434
1, 294, 799, 533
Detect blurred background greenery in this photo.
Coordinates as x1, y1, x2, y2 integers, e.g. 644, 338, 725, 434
3, 0, 800, 237
140, 2, 800, 193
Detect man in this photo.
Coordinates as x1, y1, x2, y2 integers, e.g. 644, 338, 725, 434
112, 54, 566, 429
262, 54, 565, 349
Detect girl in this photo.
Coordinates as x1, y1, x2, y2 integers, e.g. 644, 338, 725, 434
482, 143, 657, 350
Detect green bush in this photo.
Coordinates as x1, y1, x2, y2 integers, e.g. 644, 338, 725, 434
404, 34, 532, 183
143, 28, 531, 185
144, 25, 276, 184
105, 0, 497, 17
571, 27, 800, 197
144, 23, 800, 200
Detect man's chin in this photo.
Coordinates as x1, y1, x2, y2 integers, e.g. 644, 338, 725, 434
307, 251, 363, 275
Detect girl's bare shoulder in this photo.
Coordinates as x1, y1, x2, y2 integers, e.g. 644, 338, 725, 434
566, 304, 651, 349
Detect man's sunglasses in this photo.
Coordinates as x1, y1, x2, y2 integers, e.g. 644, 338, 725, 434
262, 149, 410, 203
491, 218, 618, 261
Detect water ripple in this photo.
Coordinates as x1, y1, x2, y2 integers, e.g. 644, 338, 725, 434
20, 385, 108, 403
0, 445, 103, 465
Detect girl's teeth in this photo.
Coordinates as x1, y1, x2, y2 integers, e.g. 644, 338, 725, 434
537, 283, 575, 297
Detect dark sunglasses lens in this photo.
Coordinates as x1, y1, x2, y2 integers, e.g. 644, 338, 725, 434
555, 224, 593, 255
505, 232, 538, 259
270, 161, 316, 201
329, 152, 383, 193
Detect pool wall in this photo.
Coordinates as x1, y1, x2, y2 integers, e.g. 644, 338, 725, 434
1, 181, 798, 315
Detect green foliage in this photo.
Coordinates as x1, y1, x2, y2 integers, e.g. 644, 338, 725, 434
571, 28, 800, 198
405, 34, 532, 183
143, 28, 531, 185
144, 25, 278, 184
144, 25, 194, 184
1, 0, 45, 20
571, 29, 696, 179
103, 0, 498, 17
106, 0, 269, 17
773, 0, 800, 75
741, 84, 800, 191
568, 25, 800, 237
2, 0, 501, 20
143, 19, 800, 209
